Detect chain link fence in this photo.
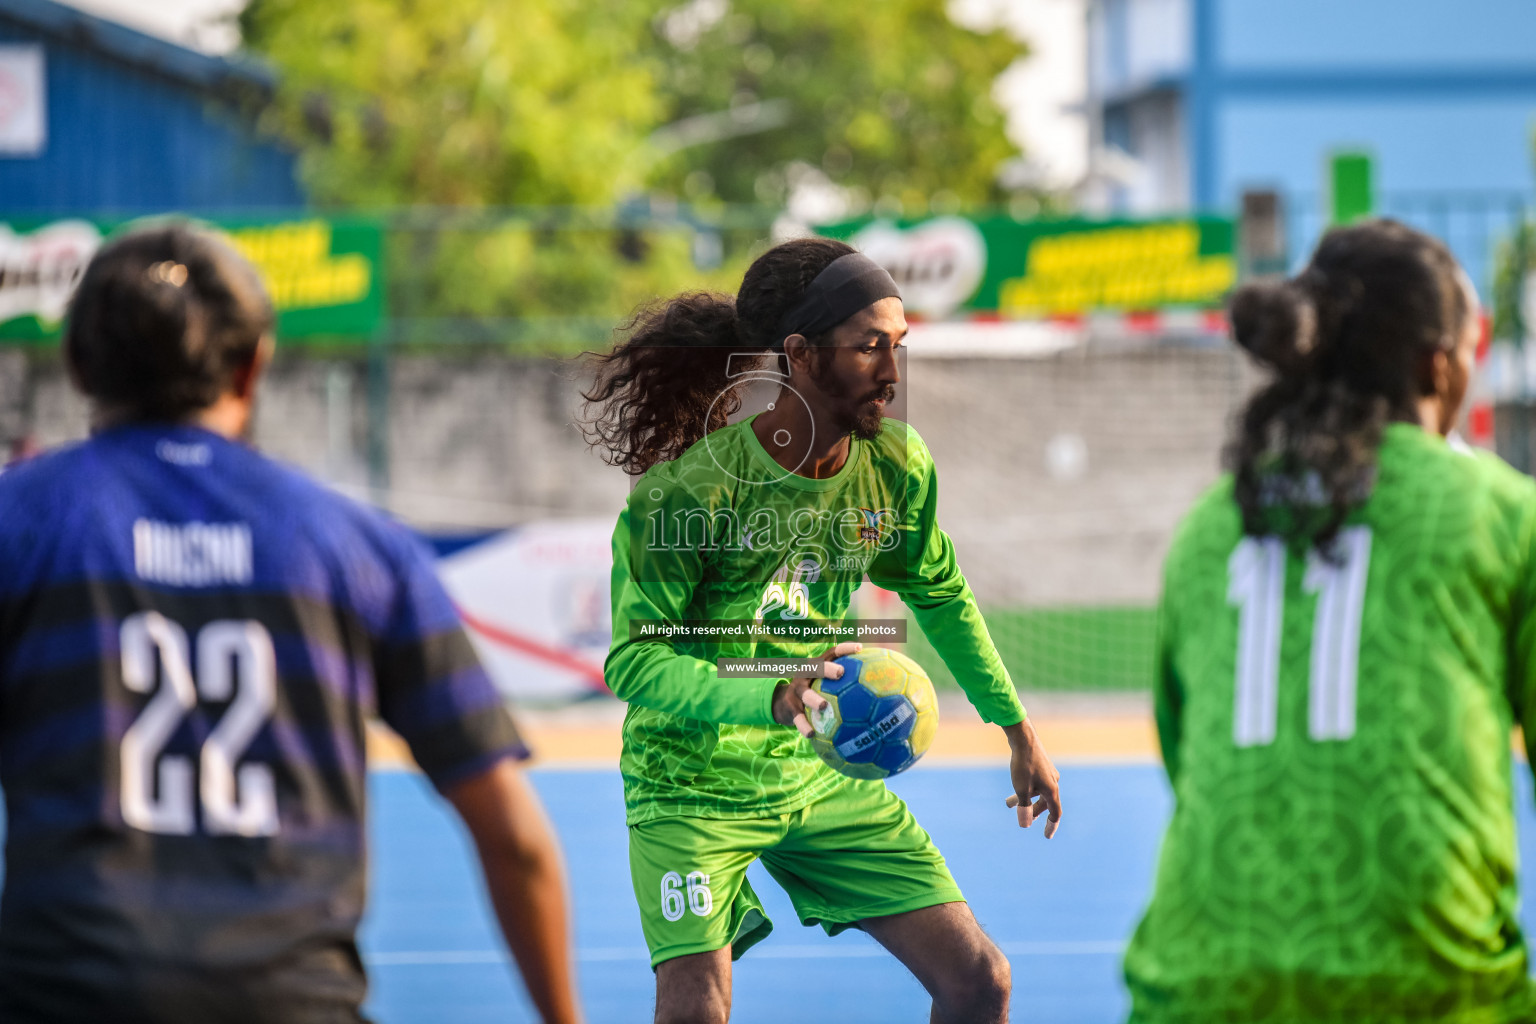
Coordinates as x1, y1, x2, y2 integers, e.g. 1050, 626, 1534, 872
5, 191, 1535, 694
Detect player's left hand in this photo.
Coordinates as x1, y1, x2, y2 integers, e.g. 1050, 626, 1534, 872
773, 641, 863, 738
1003, 718, 1062, 838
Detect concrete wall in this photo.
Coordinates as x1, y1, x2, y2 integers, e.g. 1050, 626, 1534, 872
907, 345, 1249, 605
5, 343, 1252, 607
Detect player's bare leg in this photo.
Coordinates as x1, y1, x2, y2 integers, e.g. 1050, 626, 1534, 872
654, 947, 732, 1024
860, 902, 1010, 1024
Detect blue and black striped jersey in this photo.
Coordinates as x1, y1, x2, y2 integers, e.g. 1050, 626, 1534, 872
0, 424, 528, 1023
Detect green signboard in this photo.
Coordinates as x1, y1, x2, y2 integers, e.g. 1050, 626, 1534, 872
1329, 151, 1375, 226
0, 214, 384, 341
816, 214, 1236, 319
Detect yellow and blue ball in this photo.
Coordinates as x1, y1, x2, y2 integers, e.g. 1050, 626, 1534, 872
807, 648, 938, 780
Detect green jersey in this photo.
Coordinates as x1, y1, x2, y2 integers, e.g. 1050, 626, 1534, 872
606, 415, 1024, 825
1125, 424, 1536, 1023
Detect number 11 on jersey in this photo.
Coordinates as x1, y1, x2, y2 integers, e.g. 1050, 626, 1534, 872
1226, 526, 1372, 748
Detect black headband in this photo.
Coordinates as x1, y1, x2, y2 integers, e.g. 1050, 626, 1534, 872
773, 252, 902, 348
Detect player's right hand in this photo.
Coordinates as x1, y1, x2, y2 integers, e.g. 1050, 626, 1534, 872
1003, 718, 1063, 839
772, 641, 863, 737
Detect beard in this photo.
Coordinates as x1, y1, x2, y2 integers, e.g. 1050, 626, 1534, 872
813, 359, 895, 440
846, 386, 894, 440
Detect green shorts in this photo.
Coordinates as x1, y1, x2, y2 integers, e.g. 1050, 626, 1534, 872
628, 778, 964, 969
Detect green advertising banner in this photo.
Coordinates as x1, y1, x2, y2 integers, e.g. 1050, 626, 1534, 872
0, 214, 384, 341
815, 214, 1236, 319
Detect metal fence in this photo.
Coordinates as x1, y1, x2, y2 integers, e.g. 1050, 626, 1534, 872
374, 202, 781, 352
7, 191, 1536, 693
1287, 188, 1531, 302
370, 189, 1536, 351
7, 188, 1536, 484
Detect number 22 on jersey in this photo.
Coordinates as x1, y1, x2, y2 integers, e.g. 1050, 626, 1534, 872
120, 611, 279, 837
1226, 526, 1372, 748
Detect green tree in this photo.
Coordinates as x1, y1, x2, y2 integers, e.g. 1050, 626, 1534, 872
239, 0, 661, 206
644, 0, 1026, 213
240, 0, 707, 344
237, 0, 1029, 345
1493, 219, 1532, 344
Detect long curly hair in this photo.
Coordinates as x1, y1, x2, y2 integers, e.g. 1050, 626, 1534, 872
582, 236, 855, 475
1226, 219, 1472, 550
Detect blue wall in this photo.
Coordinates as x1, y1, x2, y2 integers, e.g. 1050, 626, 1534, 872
1218, 100, 1536, 198
0, 21, 302, 212
1218, 0, 1536, 71
1204, 0, 1536, 204
1193, 0, 1536, 287
1218, 98, 1536, 287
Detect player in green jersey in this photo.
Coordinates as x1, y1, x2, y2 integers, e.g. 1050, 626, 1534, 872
584, 237, 1063, 1023
1124, 219, 1536, 1023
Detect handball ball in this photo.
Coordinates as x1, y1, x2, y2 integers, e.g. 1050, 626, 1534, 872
807, 648, 938, 780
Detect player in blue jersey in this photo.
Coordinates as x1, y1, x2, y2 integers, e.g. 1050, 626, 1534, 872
0, 225, 582, 1023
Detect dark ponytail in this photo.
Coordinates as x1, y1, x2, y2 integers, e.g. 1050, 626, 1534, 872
583, 236, 856, 475
1226, 219, 1473, 549
64, 224, 273, 422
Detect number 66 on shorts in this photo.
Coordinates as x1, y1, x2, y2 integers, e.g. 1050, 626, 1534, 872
661, 870, 714, 921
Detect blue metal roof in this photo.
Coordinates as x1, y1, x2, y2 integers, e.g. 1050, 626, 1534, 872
0, 0, 275, 97
0, 0, 305, 211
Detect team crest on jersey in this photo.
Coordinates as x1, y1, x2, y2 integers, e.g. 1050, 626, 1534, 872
858, 508, 885, 547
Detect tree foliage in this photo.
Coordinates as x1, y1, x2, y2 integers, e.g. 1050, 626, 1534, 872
645, 0, 1025, 213
239, 0, 660, 206
237, 0, 1028, 343
1493, 218, 1532, 344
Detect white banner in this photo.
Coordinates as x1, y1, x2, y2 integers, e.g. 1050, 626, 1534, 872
0, 45, 45, 156
0, 220, 101, 325
437, 519, 614, 704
